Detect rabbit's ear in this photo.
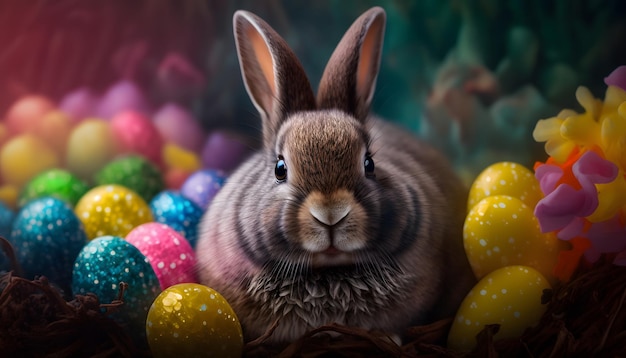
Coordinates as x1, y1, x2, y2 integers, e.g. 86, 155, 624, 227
233, 11, 316, 149
317, 7, 386, 122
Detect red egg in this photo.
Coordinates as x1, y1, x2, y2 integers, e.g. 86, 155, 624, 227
110, 111, 164, 166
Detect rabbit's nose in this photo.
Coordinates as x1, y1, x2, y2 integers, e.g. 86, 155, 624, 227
309, 204, 351, 226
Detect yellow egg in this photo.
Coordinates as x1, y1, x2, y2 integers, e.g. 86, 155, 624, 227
163, 143, 201, 172
463, 195, 563, 281
0, 134, 59, 188
468, 162, 542, 211
447, 265, 550, 352
74, 184, 153, 240
66, 119, 119, 180
0, 185, 19, 209
146, 283, 243, 358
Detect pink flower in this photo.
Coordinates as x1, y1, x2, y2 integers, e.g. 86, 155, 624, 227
604, 65, 626, 91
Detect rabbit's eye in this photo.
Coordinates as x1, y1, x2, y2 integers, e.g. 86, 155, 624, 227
364, 154, 375, 177
275, 156, 287, 182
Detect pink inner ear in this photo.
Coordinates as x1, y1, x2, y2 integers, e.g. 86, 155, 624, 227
247, 26, 276, 95
356, 15, 383, 101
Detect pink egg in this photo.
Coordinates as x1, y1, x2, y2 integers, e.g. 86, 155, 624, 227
58, 87, 100, 124
126, 222, 197, 290
96, 80, 150, 119
201, 131, 253, 173
110, 111, 164, 166
153, 103, 205, 152
5, 95, 55, 134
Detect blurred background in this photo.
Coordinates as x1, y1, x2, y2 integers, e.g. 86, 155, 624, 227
1, 0, 625, 181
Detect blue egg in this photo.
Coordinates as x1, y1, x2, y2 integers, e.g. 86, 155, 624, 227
72, 236, 161, 343
0, 202, 15, 272
150, 191, 203, 247
180, 169, 227, 210
9, 197, 87, 292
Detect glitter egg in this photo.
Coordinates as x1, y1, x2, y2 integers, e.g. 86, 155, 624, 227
75, 184, 154, 240
0, 201, 14, 239
467, 162, 543, 211
72, 236, 161, 342
126, 223, 197, 290
110, 111, 164, 166
150, 191, 203, 247
95, 155, 164, 202
66, 119, 119, 180
180, 169, 227, 210
448, 265, 551, 351
0, 134, 59, 188
9, 197, 87, 292
146, 283, 243, 358
19, 169, 90, 208
463, 195, 563, 281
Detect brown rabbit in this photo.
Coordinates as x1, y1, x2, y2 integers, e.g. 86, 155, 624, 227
195, 6, 475, 343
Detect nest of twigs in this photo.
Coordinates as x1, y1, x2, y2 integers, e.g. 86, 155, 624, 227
1, 232, 625, 357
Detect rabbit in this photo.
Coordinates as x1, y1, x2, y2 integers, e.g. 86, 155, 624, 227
195, 6, 475, 344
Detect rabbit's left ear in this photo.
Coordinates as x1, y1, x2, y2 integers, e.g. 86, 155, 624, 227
317, 7, 386, 122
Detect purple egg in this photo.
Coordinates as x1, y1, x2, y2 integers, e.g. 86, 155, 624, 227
153, 103, 205, 152
96, 80, 151, 120
180, 169, 227, 210
58, 87, 100, 124
201, 131, 253, 173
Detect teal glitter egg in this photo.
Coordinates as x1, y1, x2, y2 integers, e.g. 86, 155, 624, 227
9, 197, 87, 293
95, 155, 164, 202
72, 236, 161, 343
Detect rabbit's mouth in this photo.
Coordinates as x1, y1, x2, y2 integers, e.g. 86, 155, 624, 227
310, 246, 355, 267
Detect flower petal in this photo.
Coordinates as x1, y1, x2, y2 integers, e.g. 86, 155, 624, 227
604, 65, 626, 92
534, 184, 587, 232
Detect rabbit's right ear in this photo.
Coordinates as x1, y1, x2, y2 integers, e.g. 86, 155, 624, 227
233, 11, 316, 149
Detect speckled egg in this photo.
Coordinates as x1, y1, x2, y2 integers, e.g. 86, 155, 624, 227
150, 191, 203, 247
72, 235, 161, 342
10, 197, 88, 292
146, 283, 243, 358
468, 162, 543, 211
180, 169, 227, 210
74, 184, 153, 240
448, 265, 551, 351
19, 169, 90, 208
126, 223, 197, 290
463, 195, 562, 281
95, 155, 164, 202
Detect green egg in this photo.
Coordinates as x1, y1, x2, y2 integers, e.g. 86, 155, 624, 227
95, 155, 164, 202
19, 168, 90, 208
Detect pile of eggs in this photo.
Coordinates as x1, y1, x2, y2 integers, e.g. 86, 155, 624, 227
0, 82, 249, 356
447, 162, 566, 351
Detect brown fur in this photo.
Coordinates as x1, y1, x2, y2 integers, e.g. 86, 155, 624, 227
195, 7, 475, 343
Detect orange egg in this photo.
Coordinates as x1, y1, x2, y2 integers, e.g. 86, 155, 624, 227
4, 95, 56, 135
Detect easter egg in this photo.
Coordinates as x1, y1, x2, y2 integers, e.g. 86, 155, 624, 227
201, 131, 253, 173
447, 265, 550, 351
165, 168, 192, 190
153, 103, 205, 152
34, 110, 73, 155
19, 169, 90, 207
180, 169, 227, 210
163, 143, 201, 172
0, 185, 19, 210
110, 111, 164, 166
0, 123, 9, 148
4, 95, 55, 134
150, 191, 203, 247
0, 134, 59, 188
10, 197, 88, 292
95, 155, 164, 202
58, 87, 99, 123
72, 236, 161, 342
96, 80, 150, 119
126, 223, 197, 290
463, 195, 562, 281
146, 283, 243, 358
74, 185, 153, 240
468, 162, 543, 211
0, 201, 14, 239
66, 119, 119, 180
